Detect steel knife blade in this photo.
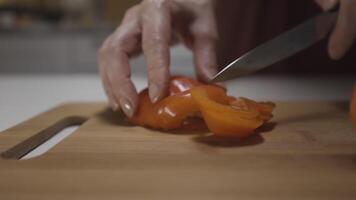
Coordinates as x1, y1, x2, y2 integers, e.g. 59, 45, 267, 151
212, 11, 338, 82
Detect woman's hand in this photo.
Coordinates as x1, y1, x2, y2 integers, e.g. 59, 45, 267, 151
98, 0, 218, 117
315, 0, 356, 59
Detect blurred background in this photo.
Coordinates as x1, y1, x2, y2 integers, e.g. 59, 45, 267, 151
0, 0, 353, 134
0, 0, 192, 74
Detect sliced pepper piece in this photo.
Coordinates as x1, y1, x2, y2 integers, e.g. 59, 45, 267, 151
129, 76, 275, 137
169, 76, 202, 94
130, 84, 232, 130
231, 97, 275, 121
191, 87, 273, 138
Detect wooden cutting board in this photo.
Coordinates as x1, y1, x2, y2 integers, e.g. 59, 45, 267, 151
0, 102, 355, 200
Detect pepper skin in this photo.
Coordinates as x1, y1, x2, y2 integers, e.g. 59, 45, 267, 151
129, 76, 275, 138
191, 87, 274, 138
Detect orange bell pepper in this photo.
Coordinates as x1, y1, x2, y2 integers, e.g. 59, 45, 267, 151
351, 85, 356, 130
191, 87, 274, 137
129, 76, 275, 138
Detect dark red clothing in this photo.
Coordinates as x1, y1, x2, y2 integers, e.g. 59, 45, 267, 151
216, 0, 356, 74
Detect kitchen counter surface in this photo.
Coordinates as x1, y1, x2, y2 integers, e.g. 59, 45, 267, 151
0, 74, 354, 159
1, 74, 354, 132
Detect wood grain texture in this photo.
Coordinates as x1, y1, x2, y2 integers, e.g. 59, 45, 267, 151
0, 101, 355, 200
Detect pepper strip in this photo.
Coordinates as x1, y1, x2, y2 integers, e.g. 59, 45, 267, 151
129, 76, 275, 137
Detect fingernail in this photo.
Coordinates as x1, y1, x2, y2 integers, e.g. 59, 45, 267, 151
149, 83, 161, 103
205, 71, 214, 80
110, 101, 119, 111
203, 67, 217, 81
119, 98, 134, 117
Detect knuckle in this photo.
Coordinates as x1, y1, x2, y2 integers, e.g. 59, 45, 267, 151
191, 22, 218, 40
193, 29, 217, 41
123, 4, 141, 21
98, 36, 113, 56
151, 35, 168, 44
98, 44, 108, 56
144, 0, 169, 7
142, 0, 170, 16
97, 38, 116, 70
143, 35, 169, 52
97, 44, 109, 63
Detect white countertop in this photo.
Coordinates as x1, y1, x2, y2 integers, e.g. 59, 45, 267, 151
0, 74, 354, 159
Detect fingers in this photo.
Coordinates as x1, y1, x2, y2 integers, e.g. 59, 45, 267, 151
314, 0, 339, 11
105, 49, 139, 117
192, 33, 218, 83
190, 8, 218, 83
314, 0, 356, 59
142, 0, 171, 103
98, 6, 141, 117
328, 0, 356, 60
98, 48, 119, 110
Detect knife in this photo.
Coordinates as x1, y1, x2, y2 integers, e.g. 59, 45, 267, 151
212, 10, 338, 82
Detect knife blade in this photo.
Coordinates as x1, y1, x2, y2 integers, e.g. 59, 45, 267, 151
212, 11, 338, 82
